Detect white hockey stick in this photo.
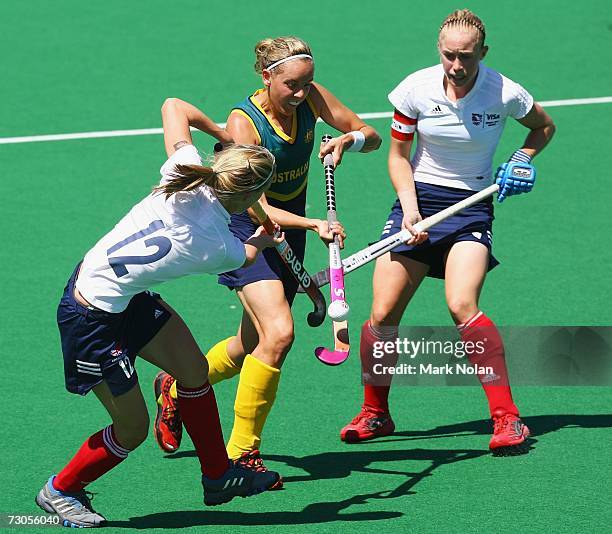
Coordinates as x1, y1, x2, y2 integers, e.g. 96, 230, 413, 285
301, 183, 499, 289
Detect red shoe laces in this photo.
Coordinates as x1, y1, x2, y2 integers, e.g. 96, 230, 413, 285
162, 404, 181, 432
238, 452, 266, 471
352, 408, 382, 425
494, 414, 515, 433
160, 379, 181, 432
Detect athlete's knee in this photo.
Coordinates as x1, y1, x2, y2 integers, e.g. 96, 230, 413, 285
173, 356, 210, 388
447, 296, 478, 324
370, 300, 399, 328
260, 321, 294, 359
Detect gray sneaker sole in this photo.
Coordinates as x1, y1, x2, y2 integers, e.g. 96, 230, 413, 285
35, 483, 105, 528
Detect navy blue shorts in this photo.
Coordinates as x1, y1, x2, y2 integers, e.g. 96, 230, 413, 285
381, 182, 499, 279
57, 264, 172, 396
218, 211, 306, 305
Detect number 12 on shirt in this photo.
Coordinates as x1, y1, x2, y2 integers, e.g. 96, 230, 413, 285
106, 220, 172, 278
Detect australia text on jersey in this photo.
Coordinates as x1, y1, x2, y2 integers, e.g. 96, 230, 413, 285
271, 161, 309, 184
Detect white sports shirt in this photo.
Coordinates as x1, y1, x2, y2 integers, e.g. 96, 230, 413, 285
389, 64, 534, 191
76, 145, 246, 312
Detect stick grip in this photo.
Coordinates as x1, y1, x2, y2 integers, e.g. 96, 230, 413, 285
322, 135, 337, 218
322, 134, 334, 167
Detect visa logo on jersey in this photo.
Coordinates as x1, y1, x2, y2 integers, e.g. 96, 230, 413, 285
485, 113, 500, 126
472, 112, 501, 128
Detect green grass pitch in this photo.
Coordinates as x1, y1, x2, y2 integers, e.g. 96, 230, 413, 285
1, 1, 611, 532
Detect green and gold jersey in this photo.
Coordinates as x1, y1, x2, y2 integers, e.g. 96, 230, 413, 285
231, 89, 318, 211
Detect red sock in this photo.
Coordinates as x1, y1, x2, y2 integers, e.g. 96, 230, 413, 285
54, 425, 129, 492
176, 382, 229, 479
458, 312, 519, 417
361, 321, 397, 414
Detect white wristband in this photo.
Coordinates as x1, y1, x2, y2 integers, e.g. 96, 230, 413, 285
347, 130, 366, 152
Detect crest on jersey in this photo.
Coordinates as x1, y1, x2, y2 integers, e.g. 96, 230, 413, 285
304, 129, 314, 143
472, 111, 500, 128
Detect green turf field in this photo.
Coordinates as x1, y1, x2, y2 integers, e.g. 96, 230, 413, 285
2, 1, 611, 532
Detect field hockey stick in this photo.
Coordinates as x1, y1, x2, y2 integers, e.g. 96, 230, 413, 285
314, 135, 350, 366
250, 201, 326, 327
299, 183, 500, 289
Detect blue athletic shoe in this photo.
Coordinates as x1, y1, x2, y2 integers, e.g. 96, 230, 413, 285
35, 476, 106, 528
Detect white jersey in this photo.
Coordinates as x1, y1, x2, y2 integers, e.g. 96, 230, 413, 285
76, 145, 246, 312
389, 64, 534, 191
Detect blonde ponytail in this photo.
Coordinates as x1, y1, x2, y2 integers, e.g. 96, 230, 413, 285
154, 144, 275, 200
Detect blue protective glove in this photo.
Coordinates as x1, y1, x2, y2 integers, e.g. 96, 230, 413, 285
495, 150, 536, 203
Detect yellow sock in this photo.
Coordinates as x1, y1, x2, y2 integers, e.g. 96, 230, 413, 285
226, 354, 280, 459
166, 337, 241, 400
205, 337, 242, 385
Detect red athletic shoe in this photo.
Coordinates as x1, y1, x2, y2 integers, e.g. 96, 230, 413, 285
489, 410, 530, 455
153, 371, 183, 453
234, 450, 284, 490
340, 408, 395, 443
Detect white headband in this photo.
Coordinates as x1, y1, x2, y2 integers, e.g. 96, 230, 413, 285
236, 152, 276, 193
265, 54, 313, 71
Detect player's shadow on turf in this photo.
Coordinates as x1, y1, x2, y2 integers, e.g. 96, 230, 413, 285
265, 414, 612, 488
381, 414, 612, 443
267, 447, 488, 486
120, 449, 487, 528
168, 448, 489, 495
142, 415, 610, 528
106, 490, 403, 528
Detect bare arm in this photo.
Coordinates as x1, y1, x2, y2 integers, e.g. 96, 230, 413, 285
388, 136, 427, 244
161, 98, 233, 157
244, 195, 345, 247
246, 194, 315, 230
225, 110, 259, 145
516, 102, 556, 158
310, 82, 382, 166
242, 228, 283, 267
388, 137, 418, 213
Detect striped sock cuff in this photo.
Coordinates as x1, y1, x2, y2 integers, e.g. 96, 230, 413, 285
103, 425, 130, 459
509, 149, 532, 164
456, 311, 484, 333
176, 382, 211, 399
368, 322, 398, 341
